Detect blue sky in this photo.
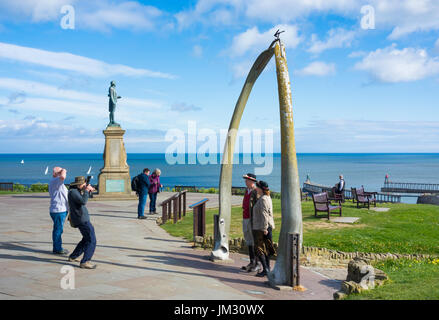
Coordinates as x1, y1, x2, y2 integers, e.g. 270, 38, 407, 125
0, 0, 438, 153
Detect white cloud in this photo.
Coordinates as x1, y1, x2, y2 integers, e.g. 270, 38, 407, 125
354, 44, 439, 83
348, 51, 367, 58
308, 28, 356, 54
192, 45, 203, 58
369, 0, 439, 39
171, 102, 202, 112
79, 1, 164, 32
231, 59, 253, 79
244, 0, 359, 23
296, 119, 439, 152
176, 1, 439, 39
0, 78, 162, 109
0, 78, 167, 126
295, 61, 336, 76
0, 0, 72, 22
0, 117, 168, 152
0, 0, 168, 32
175, 0, 358, 29
0, 42, 176, 79
228, 24, 302, 57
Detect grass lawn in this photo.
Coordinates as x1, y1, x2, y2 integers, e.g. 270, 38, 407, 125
161, 199, 439, 255
347, 258, 439, 300
161, 197, 439, 300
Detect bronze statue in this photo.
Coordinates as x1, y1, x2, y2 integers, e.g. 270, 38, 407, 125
108, 81, 122, 126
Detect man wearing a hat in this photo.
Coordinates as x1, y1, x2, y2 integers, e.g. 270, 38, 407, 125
241, 173, 260, 272
67, 176, 97, 269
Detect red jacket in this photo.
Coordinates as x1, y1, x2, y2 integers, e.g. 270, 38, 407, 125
242, 189, 252, 219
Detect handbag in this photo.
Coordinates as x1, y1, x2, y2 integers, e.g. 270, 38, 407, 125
67, 212, 75, 228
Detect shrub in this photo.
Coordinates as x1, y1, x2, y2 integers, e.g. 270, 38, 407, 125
13, 183, 29, 192
30, 183, 49, 192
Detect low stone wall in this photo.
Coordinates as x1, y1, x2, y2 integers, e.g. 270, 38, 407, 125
194, 236, 434, 267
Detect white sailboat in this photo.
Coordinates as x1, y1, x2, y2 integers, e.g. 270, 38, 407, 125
44, 166, 49, 175
87, 166, 92, 175
20, 160, 24, 164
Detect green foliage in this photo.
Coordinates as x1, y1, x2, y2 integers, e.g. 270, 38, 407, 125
0, 183, 50, 194
29, 183, 49, 192
161, 198, 439, 300
162, 199, 439, 256
13, 183, 29, 192
347, 258, 439, 300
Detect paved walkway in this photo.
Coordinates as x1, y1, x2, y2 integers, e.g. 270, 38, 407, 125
0, 192, 342, 300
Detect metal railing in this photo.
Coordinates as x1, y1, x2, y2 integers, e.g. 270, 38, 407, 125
382, 181, 439, 194
0, 182, 14, 191
303, 182, 401, 203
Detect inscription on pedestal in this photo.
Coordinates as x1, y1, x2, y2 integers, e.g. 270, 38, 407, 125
110, 140, 121, 167
106, 179, 125, 192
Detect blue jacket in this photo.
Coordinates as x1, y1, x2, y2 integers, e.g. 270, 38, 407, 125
138, 173, 150, 195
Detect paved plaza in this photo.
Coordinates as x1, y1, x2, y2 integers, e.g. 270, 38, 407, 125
0, 192, 343, 300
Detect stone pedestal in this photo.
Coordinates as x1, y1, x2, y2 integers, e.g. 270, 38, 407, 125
93, 125, 137, 201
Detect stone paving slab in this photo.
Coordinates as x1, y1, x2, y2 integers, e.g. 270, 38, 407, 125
370, 207, 390, 212
0, 192, 341, 300
331, 217, 360, 224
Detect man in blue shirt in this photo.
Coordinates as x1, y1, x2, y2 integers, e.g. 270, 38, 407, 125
49, 167, 68, 255
137, 168, 150, 219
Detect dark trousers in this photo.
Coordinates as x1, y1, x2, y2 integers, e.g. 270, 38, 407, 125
149, 192, 157, 213
70, 221, 97, 264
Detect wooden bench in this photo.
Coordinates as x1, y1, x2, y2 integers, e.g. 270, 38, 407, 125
0, 182, 14, 191
312, 192, 342, 220
301, 188, 310, 201
351, 187, 357, 204
355, 187, 377, 209
329, 187, 345, 203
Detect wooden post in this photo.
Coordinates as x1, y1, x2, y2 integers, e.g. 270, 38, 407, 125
161, 202, 167, 223
190, 198, 209, 242
183, 191, 187, 217
173, 197, 178, 224
213, 214, 219, 242
178, 193, 182, 220
168, 199, 172, 220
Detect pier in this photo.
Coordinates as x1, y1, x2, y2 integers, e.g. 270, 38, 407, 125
381, 176, 439, 194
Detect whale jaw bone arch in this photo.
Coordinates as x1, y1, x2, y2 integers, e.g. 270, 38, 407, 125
211, 40, 303, 286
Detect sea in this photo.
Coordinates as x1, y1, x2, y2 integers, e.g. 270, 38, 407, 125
1, 153, 439, 204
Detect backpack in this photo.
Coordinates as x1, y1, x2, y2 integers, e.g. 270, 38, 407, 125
131, 174, 140, 192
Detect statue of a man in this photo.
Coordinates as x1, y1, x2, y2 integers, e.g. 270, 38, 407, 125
108, 81, 122, 126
